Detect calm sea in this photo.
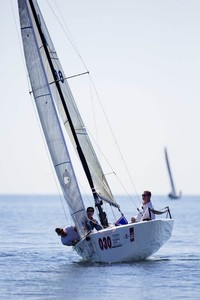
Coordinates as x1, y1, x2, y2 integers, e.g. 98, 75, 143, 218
0, 194, 199, 299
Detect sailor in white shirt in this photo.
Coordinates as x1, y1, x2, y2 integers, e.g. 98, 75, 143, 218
131, 190, 155, 223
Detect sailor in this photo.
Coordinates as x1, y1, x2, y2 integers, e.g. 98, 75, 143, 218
86, 207, 103, 231
131, 190, 155, 223
55, 226, 80, 246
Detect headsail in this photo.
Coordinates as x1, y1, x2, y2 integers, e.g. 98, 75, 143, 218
18, 0, 89, 238
22, 0, 119, 209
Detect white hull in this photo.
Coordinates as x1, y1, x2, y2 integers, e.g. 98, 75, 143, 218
74, 219, 174, 263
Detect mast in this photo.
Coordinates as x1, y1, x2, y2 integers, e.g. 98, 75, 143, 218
28, 0, 108, 227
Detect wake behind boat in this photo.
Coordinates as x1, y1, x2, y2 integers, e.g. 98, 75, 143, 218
18, 0, 174, 263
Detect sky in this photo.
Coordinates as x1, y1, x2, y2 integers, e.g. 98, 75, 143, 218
0, 0, 200, 196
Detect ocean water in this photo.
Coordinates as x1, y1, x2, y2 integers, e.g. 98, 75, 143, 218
0, 194, 200, 300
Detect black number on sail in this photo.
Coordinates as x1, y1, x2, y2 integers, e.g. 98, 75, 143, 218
58, 70, 64, 83
54, 70, 64, 83
54, 69, 59, 81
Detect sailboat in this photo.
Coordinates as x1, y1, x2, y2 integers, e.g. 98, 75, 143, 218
18, 0, 174, 263
164, 147, 181, 199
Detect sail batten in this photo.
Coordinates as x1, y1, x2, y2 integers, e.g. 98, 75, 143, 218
55, 161, 70, 168
21, 25, 32, 30
35, 93, 51, 99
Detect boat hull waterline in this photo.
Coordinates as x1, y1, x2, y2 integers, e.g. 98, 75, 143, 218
74, 219, 174, 263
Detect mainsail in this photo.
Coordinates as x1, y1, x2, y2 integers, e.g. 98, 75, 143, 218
18, 0, 89, 238
19, 0, 119, 211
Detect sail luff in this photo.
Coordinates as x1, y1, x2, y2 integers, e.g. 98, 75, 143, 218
18, 0, 89, 238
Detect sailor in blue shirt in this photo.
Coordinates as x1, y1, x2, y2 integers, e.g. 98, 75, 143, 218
86, 207, 103, 231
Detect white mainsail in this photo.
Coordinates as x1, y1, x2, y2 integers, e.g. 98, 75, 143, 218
21, 0, 118, 208
18, 0, 89, 238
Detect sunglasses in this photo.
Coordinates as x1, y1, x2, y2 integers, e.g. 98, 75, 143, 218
87, 210, 94, 213
142, 194, 149, 197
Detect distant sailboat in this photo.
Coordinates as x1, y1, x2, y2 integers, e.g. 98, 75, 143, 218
17, 0, 174, 263
164, 147, 181, 199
